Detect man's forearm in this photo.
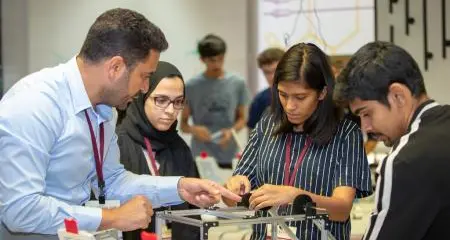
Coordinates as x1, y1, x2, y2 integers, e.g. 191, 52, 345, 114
1, 195, 102, 234
103, 170, 183, 208
233, 117, 247, 132
180, 121, 193, 133
98, 208, 117, 231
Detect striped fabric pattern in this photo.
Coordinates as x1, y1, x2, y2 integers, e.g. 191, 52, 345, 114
362, 101, 439, 240
234, 113, 372, 240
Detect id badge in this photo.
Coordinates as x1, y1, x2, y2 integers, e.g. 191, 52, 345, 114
84, 200, 120, 209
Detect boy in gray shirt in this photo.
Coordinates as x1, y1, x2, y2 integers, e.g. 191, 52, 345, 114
181, 34, 250, 168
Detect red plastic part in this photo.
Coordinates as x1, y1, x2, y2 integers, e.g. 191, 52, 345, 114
141, 231, 158, 240
64, 218, 78, 234
200, 151, 208, 159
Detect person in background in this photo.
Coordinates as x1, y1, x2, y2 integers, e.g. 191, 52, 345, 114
181, 34, 250, 168
117, 61, 199, 240
223, 43, 372, 240
247, 48, 285, 132
335, 41, 450, 239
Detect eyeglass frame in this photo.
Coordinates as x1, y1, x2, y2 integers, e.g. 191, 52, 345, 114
149, 95, 186, 110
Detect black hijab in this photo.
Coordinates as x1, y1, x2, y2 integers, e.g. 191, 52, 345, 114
117, 62, 199, 240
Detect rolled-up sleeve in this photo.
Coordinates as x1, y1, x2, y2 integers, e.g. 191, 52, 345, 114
0, 92, 103, 234
93, 132, 183, 208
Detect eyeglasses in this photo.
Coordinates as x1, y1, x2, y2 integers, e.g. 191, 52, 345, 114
151, 96, 185, 110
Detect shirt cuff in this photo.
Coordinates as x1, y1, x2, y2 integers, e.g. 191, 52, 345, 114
71, 205, 102, 232
156, 176, 183, 206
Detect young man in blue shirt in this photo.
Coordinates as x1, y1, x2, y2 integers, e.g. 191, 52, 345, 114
247, 48, 285, 131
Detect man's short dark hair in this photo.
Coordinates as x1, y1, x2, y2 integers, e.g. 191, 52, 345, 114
257, 48, 285, 68
271, 43, 343, 145
334, 41, 426, 107
197, 34, 226, 58
79, 8, 168, 70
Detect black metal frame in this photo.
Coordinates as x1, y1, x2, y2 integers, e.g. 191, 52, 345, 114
390, 25, 395, 43
442, 0, 450, 58
389, 0, 398, 13
405, 0, 415, 35
423, 0, 433, 71
374, 0, 378, 40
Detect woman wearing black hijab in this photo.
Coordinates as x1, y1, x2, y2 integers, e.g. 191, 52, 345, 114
117, 61, 199, 240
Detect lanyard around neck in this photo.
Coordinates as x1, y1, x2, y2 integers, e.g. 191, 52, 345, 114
283, 134, 312, 186
84, 110, 105, 204
143, 137, 160, 176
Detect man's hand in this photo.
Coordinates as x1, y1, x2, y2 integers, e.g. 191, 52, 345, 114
223, 175, 251, 206
100, 196, 153, 231
219, 128, 233, 149
177, 178, 242, 208
249, 184, 302, 210
192, 126, 212, 142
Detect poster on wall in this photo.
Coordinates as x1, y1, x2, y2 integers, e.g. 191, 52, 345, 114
257, 0, 374, 91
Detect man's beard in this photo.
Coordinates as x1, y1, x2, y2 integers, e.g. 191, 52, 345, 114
116, 102, 130, 111
103, 71, 131, 108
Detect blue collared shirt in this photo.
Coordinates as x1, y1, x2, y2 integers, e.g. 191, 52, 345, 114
0, 57, 182, 235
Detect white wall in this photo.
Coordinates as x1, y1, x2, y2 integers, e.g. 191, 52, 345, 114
2, 0, 248, 92
2, 0, 29, 91
376, 0, 450, 104
27, 0, 248, 81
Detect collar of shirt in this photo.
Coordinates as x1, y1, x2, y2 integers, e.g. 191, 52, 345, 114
65, 56, 112, 124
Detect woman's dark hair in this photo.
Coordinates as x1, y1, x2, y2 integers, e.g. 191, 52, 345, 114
271, 43, 343, 145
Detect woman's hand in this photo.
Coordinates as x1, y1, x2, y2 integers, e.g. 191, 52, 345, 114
223, 175, 251, 206
249, 184, 302, 210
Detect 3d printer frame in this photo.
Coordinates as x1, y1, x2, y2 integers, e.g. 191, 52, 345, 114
155, 206, 336, 240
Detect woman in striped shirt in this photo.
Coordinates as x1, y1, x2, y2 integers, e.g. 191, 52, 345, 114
223, 43, 372, 240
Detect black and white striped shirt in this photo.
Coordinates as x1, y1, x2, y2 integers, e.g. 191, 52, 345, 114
234, 113, 372, 240
363, 100, 450, 240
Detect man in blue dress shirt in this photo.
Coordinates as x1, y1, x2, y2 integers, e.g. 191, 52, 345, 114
0, 8, 240, 239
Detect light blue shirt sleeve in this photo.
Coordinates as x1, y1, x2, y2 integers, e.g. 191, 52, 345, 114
0, 91, 102, 234
92, 131, 183, 208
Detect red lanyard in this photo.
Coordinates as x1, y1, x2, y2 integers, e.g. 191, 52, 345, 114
84, 110, 105, 204
283, 134, 312, 186
143, 137, 160, 176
